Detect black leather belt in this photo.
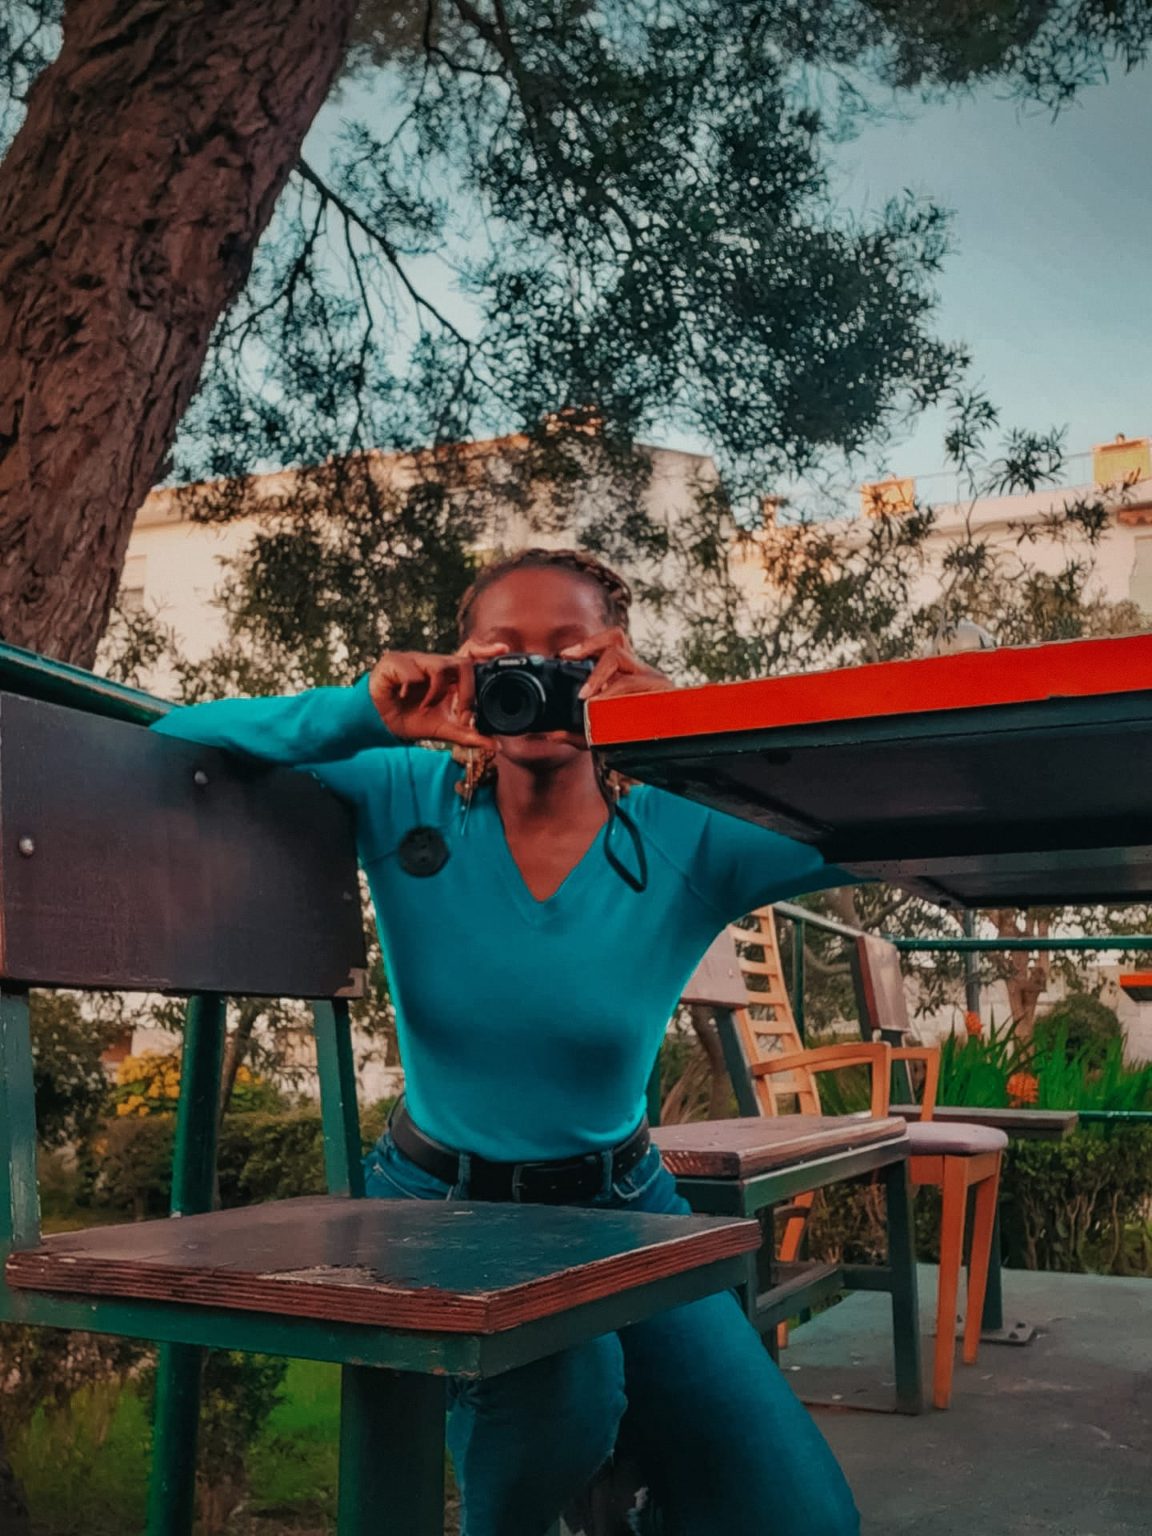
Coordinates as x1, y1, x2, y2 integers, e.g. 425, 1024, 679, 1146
388, 1099, 651, 1204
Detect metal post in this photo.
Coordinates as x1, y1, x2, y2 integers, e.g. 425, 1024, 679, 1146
146, 994, 226, 1536
314, 998, 365, 1198
882, 1158, 923, 1414
337, 1367, 446, 1536
962, 910, 982, 1017
0, 989, 40, 1255
791, 920, 807, 1043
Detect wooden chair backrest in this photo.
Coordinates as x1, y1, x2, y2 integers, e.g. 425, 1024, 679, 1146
752, 1040, 892, 1118
0, 693, 366, 997
681, 909, 818, 1116
851, 934, 911, 1042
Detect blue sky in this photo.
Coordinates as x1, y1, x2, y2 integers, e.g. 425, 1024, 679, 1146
308, 58, 1152, 493
823, 63, 1152, 487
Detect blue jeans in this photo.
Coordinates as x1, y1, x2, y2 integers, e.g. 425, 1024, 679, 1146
365, 1137, 860, 1536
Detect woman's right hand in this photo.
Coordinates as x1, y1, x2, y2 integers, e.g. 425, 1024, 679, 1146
368, 641, 507, 748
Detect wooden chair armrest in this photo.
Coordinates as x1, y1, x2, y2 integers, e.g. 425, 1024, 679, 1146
751, 1041, 892, 1119
890, 1045, 941, 1120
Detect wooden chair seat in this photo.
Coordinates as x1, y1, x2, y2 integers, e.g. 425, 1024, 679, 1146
653, 1114, 908, 1180
904, 1121, 1009, 1158
5, 1196, 759, 1335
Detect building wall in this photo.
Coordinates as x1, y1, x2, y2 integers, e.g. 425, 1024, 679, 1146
119, 445, 1152, 1077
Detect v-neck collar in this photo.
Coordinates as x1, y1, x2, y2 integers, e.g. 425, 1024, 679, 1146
483, 795, 607, 922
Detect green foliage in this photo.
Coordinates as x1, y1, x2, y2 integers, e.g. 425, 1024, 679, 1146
810, 1125, 1152, 1278
29, 993, 120, 1149
1035, 992, 1122, 1067
1002, 1127, 1152, 1274
935, 1024, 1152, 1114
138, 1352, 288, 1534
92, 1100, 397, 1219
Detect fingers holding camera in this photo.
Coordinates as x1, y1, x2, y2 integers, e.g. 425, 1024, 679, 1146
368, 647, 505, 748
560, 629, 673, 702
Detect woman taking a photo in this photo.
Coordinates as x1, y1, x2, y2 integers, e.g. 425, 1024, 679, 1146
154, 547, 860, 1536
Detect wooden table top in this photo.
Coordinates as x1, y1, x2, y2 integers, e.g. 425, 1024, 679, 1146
653, 1114, 908, 1178
588, 634, 1152, 909
5, 1196, 759, 1335
890, 1105, 1079, 1140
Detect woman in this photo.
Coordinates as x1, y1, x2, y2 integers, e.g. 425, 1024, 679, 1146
153, 548, 860, 1536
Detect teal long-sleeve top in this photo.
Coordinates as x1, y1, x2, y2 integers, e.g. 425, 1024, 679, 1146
153, 677, 853, 1162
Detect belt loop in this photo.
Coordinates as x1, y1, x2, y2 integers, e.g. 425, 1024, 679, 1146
452, 1151, 472, 1200
598, 1148, 614, 1201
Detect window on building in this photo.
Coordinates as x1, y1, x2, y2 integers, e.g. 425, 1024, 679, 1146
119, 555, 146, 614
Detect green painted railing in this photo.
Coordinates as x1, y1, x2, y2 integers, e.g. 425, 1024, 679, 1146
0, 637, 168, 724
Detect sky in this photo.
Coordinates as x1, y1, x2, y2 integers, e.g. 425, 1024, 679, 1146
305, 53, 1152, 500
835, 63, 1152, 491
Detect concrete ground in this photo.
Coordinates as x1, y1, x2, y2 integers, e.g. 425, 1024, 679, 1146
792, 1266, 1152, 1536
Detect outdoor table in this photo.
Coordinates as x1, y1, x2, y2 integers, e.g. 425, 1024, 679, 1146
3, 1197, 759, 1534
588, 632, 1152, 909
653, 1115, 923, 1412
589, 634, 1152, 1354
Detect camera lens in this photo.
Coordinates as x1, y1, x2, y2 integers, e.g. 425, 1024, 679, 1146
480, 670, 548, 734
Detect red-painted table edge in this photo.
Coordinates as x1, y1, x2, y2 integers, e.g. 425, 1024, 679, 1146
1119, 972, 1152, 1001
587, 632, 1152, 747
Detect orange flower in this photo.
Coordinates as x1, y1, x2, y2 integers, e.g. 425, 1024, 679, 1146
964, 1011, 983, 1038
1006, 1071, 1039, 1106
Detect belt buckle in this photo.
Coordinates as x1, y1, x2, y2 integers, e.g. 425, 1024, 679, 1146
512, 1152, 606, 1204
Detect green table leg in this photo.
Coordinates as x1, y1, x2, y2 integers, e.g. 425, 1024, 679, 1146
976, 1204, 1034, 1345
146, 1343, 205, 1536
882, 1159, 923, 1414
338, 1366, 446, 1536
146, 995, 226, 1536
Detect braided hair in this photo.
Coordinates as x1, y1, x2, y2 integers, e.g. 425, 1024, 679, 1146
454, 547, 633, 803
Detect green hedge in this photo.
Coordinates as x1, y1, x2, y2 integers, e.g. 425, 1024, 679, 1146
808, 1126, 1152, 1277
90, 1099, 395, 1219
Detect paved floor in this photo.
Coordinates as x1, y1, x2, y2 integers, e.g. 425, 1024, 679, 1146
792, 1266, 1152, 1536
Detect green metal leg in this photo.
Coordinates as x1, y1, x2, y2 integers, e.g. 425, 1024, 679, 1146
882, 1159, 923, 1414
338, 1366, 446, 1536
146, 995, 227, 1536
146, 1343, 205, 1536
981, 1204, 1004, 1330
0, 989, 40, 1253
314, 999, 365, 1197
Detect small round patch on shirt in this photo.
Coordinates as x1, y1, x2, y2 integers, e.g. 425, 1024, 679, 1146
398, 825, 450, 877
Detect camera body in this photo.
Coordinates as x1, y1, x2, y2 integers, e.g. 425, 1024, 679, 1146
474, 653, 595, 736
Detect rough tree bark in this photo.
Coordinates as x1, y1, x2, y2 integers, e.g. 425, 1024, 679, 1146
992, 907, 1051, 1041
0, 0, 358, 664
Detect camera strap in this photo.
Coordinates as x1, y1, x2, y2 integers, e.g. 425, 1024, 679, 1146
603, 799, 648, 894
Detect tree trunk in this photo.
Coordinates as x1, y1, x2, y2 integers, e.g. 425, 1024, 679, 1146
0, 0, 357, 664
992, 908, 1051, 1041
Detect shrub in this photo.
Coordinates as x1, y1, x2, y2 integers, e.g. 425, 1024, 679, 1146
91, 1097, 398, 1217
1001, 1126, 1152, 1273
30, 992, 119, 1147
1034, 993, 1122, 1067
807, 1125, 1152, 1278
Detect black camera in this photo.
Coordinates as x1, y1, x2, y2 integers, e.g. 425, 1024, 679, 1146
474, 653, 595, 736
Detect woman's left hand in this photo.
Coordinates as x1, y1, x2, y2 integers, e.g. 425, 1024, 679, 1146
560, 629, 674, 703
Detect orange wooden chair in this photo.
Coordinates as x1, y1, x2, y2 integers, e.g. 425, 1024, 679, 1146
687, 911, 1004, 1404
722, 910, 820, 1272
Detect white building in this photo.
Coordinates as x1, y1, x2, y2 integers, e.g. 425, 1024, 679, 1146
118, 432, 1152, 1069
